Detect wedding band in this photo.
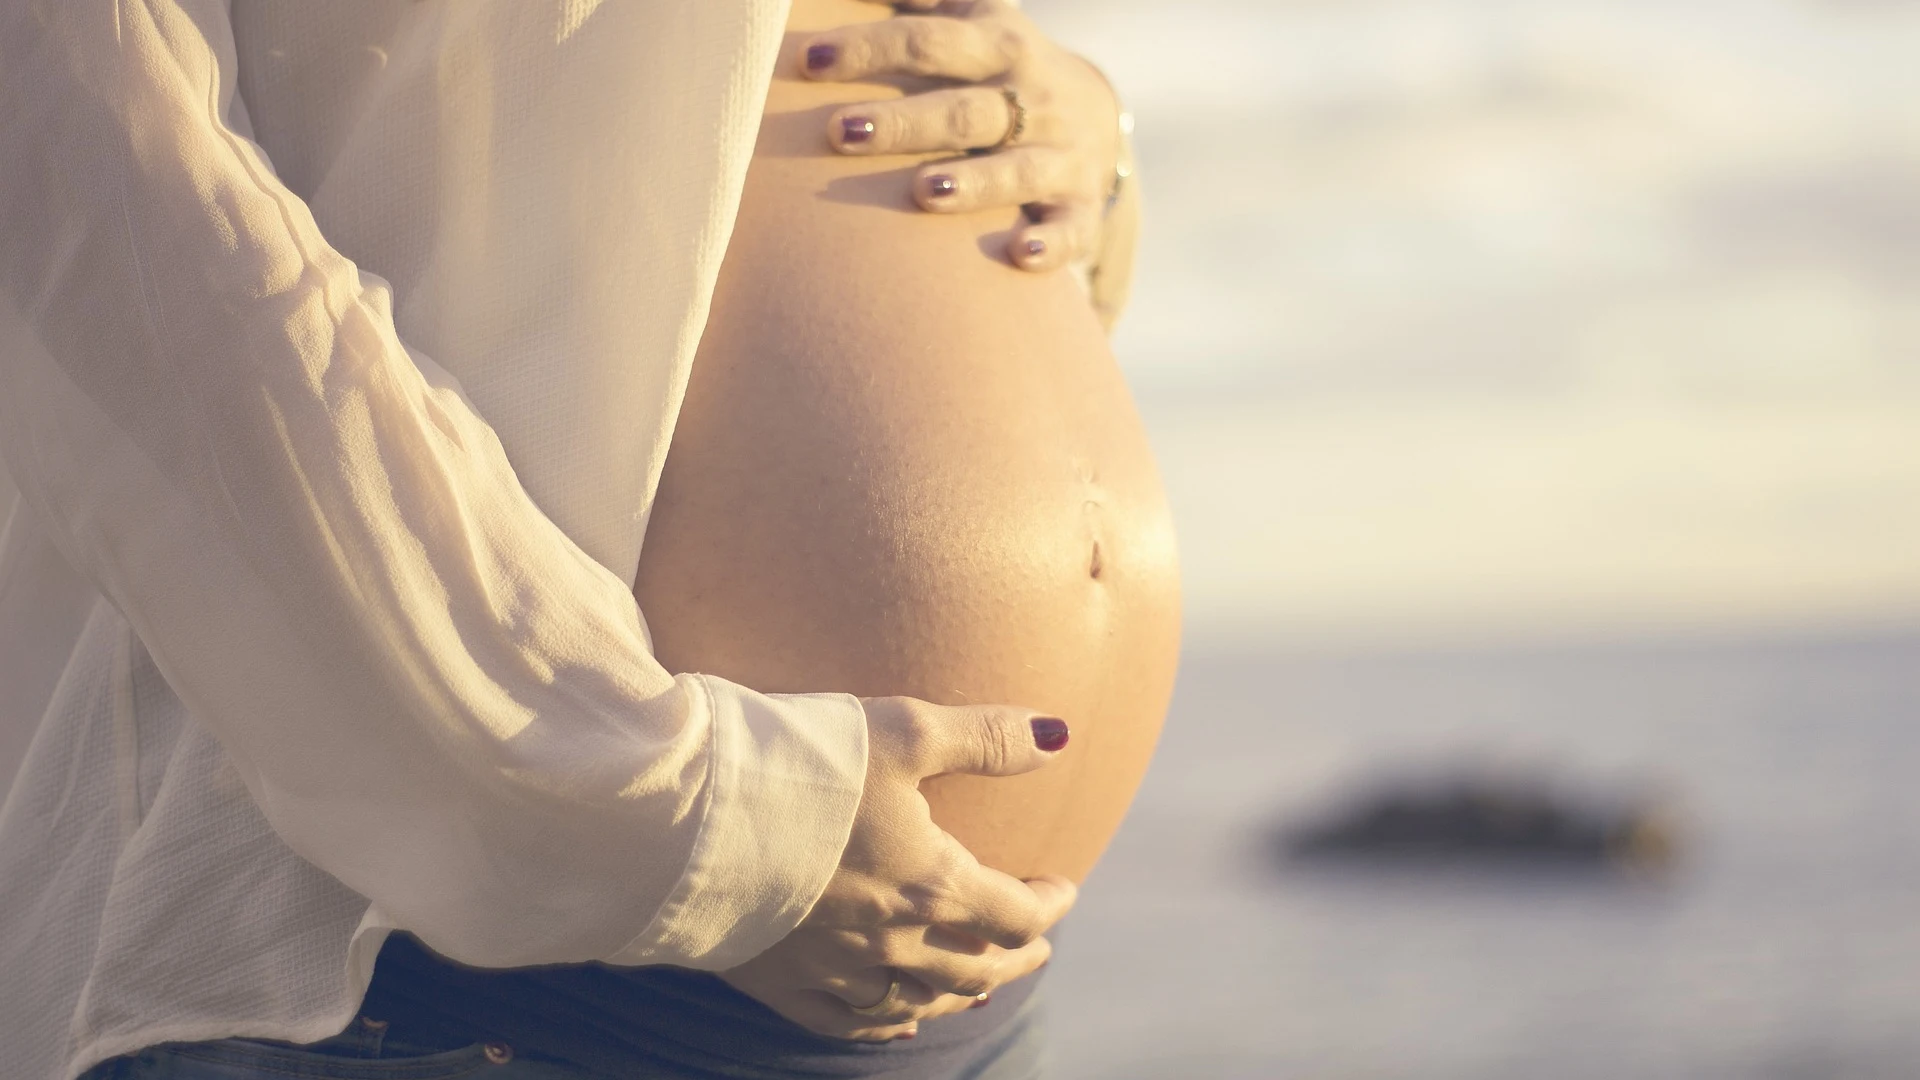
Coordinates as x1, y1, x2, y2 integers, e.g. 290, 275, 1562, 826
993, 85, 1028, 151
847, 971, 903, 1016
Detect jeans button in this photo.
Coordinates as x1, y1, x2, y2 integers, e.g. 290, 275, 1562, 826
483, 1042, 514, 1065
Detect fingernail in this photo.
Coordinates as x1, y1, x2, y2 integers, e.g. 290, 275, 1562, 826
805, 43, 838, 72
1031, 717, 1069, 752
1023, 238, 1047, 259
925, 174, 958, 199
840, 116, 875, 145
970, 993, 992, 1009
895, 1031, 917, 1041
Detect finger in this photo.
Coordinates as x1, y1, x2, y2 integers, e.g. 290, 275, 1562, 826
881, 1, 1023, 16
801, 17, 1019, 83
905, 700, 1069, 779
821, 967, 929, 1025
788, 990, 922, 1043
914, 990, 998, 1023
952, 868, 1075, 945
826, 970, 981, 1034
721, 974, 919, 1042
951, 869, 1077, 952
905, 846, 1058, 950
901, 932, 1054, 998
890, 1, 1022, 15
1008, 198, 1104, 272
916, 147, 1083, 216
829, 86, 1015, 155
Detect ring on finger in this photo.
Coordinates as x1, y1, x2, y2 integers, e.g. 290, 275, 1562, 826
847, 970, 903, 1017
993, 85, 1028, 150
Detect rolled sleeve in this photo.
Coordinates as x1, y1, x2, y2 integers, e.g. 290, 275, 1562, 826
610, 677, 868, 970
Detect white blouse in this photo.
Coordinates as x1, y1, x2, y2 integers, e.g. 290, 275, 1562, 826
0, 3, 874, 1078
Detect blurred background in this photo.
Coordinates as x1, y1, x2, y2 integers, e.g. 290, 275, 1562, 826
1020, 0, 1920, 1076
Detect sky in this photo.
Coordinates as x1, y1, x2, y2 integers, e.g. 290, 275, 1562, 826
1027, 0, 1920, 646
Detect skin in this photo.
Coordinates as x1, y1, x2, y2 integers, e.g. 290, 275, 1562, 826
632, 0, 1182, 1036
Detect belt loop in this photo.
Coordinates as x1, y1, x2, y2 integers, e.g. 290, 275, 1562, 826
357, 1014, 391, 1056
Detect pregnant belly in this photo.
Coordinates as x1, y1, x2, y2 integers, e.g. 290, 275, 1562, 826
633, 0, 1180, 883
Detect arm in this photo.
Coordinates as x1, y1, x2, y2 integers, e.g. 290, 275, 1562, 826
0, 0, 867, 971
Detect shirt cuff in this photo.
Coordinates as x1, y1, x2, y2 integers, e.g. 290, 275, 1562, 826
604, 675, 868, 970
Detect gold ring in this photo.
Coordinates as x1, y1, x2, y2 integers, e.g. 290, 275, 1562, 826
847, 971, 903, 1016
994, 85, 1028, 151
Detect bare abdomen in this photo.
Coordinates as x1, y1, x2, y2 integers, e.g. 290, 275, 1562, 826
632, 1, 1180, 882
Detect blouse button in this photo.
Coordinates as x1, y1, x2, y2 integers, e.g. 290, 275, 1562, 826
482, 1041, 515, 1065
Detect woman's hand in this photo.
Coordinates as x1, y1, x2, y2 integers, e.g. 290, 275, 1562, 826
801, 0, 1126, 275
723, 697, 1077, 1041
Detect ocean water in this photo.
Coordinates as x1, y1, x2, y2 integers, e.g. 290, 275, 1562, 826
1046, 630, 1920, 1078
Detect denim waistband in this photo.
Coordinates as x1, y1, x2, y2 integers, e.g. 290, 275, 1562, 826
355, 932, 1046, 1080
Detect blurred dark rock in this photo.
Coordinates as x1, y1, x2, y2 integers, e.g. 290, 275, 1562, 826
1280, 775, 1677, 872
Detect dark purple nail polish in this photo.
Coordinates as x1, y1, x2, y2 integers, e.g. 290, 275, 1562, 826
1023, 238, 1047, 259
970, 994, 992, 1009
1031, 717, 1069, 752
806, 43, 838, 72
895, 1031, 917, 1041
926, 174, 958, 199
841, 116, 875, 145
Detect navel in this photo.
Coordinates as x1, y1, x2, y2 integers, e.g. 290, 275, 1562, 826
1081, 487, 1109, 583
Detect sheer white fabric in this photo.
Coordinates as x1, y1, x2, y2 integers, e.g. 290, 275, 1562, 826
0, 3, 871, 1079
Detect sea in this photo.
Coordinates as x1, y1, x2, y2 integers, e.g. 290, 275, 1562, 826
1046, 630, 1920, 1079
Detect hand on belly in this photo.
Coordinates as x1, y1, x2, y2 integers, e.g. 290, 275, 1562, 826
722, 695, 1079, 1042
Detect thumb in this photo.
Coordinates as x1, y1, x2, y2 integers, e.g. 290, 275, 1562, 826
929, 703, 1070, 779
1023, 873, 1078, 932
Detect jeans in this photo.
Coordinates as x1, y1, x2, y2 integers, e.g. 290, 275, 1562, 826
79, 1018, 576, 1079
78, 994, 1047, 1080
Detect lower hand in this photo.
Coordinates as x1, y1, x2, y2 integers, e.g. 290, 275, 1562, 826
722, 696, 1077, 1041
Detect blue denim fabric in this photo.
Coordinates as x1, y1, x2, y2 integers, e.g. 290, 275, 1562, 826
78, 994, 1046, 1080
79, 1019, 576, 1079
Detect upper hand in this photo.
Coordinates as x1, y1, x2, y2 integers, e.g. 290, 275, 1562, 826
801, 0, 1125, 274
722, 697, 1077, 1041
